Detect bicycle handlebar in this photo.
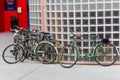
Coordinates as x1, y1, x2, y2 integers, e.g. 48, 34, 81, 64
70, 33, 99, 39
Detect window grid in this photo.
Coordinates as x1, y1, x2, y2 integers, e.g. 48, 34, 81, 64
29, 0, 42, 30
29, 0, 120, 62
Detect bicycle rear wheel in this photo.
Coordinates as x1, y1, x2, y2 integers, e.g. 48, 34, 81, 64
36, 42, 57, 64
94, 42, 118, 66
2, 44, 24, 64
58, 45, 78, 68
21, 38, 38, 62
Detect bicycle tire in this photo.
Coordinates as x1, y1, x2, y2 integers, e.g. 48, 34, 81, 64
35, 41, 57, 64
49, 39, 62, 54
20, 38, 39, 62
58, 45, 78, 68
2, 44, 24, 64
94, 42, 118, 66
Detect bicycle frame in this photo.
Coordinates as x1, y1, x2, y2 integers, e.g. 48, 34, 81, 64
70, 36, 100, 59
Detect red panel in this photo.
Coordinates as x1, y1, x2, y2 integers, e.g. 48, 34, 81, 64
17, 0, 28, 28
0, 0, 4, 32
1, 0, 28, 32
4, 11, 18, 31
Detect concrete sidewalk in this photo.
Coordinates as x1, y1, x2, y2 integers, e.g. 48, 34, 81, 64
0, 32, 120, 80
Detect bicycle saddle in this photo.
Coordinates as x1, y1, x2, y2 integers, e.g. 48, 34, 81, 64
101, 38, 109, 43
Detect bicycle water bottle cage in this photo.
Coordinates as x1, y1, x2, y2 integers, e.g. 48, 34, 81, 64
101, 38, 109, 43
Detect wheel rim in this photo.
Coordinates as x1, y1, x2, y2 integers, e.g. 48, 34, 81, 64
36, 43, 57, 64
3, 44, 24, 64
94, 43, 118, 66
59, 45, 78, 68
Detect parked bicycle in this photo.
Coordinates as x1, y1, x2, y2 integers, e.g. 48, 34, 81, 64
58, 33, 118, 68
2, 28, 28, 64
35, 32, 58, 64
2, 28, 57, 64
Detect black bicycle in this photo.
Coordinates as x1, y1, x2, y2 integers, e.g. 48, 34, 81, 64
2, 28, 57, 64
35, 32, 57, 64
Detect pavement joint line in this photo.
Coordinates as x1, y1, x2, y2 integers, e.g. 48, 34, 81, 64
18, 65, 41, 80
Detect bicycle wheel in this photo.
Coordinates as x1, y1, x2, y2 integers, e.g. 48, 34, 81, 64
58, 45, 78, 68
35, 42, 57, 64
94, 42, 118, 66
2, 44, 24, 64
49, 39, 62, 49
21, 38, 38, 62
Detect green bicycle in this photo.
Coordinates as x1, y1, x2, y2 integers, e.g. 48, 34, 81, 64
58, 34, 118, 68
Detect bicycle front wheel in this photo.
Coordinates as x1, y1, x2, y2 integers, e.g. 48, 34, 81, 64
58, 45, 78, 68
2, 44, 24, 64
94, 42, 118, 66
36, 42, 57, 64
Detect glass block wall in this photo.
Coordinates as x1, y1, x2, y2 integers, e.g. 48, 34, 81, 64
29, 0, 120, 62
29, 0, 42, 30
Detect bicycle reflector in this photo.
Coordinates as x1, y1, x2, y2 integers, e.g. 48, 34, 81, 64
32, 28, 36, 32
76, 34, 81, 39
101, 38, 109, 43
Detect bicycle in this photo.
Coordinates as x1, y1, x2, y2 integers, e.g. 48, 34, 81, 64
35, 32, 58, 64
2, 28, 57, 64
23, 31, 57, 64
31, 29, 62, 55
2, 43, 25, 64
2, 28, 37, 64
41, 32, 62, 52
58, 33, 118, 68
